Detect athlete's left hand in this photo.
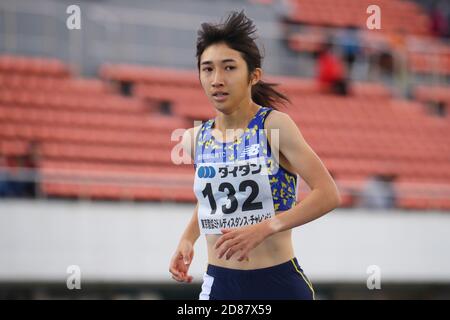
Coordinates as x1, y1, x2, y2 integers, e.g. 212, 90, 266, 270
214, 221, 272, 261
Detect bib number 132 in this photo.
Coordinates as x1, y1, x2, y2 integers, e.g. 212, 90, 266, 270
202, 180, 263, 215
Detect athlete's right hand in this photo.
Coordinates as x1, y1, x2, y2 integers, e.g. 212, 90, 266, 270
169, 239, 194, 283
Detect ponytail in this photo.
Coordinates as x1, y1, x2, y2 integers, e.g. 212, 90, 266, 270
251, 80, 290, 110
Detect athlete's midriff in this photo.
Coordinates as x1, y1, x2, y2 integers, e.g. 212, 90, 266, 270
205, 211, 294, 270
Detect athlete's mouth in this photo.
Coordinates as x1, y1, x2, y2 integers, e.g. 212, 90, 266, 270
212, 92, 229, 102
212, 92, 229, 97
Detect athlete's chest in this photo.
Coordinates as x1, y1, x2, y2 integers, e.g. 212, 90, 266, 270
198, 128, 268, 163
193, 156, 275, 234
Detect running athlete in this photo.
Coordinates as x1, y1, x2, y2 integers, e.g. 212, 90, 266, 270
169, 11, 341, 300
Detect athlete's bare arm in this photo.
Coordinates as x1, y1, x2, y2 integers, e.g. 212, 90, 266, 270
168, 125, 202, 283
264, 110, 341, 233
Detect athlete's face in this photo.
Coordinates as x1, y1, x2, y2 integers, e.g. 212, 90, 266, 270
199, 42, 259, 113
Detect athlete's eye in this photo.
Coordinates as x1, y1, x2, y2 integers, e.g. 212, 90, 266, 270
202, 67, 212, 72
225, 66, 235, 71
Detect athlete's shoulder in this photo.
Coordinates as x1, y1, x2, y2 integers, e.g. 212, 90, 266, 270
264, 109, 304, 153
264, 108, 296, 130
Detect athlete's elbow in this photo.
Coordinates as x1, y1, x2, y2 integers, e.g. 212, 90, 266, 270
322, 186, 341, 210
333, 190, 342, 208
329, 188, 341, 209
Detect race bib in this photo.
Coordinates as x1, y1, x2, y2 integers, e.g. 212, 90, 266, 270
194, 157, 275, 234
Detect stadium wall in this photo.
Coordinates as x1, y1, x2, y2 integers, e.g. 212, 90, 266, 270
0, 200, 449, 285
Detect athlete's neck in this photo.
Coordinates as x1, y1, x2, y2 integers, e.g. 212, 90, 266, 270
214, 103, 260, 132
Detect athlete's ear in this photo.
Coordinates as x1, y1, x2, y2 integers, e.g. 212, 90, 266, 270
251, 68, 263, 86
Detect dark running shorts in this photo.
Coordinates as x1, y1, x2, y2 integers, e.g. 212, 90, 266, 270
199, 257, 315, 300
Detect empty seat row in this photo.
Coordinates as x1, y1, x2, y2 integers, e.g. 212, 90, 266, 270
0, 73, 108, 94
0, 122, 176, 149
0, 105, 189, 132
0, 55, 70, 77
0, 90, 145, 113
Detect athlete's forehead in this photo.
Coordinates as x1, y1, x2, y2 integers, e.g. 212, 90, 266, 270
200, 43, 244, 65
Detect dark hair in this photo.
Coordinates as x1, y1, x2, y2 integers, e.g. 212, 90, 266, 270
196, 10, 290, 110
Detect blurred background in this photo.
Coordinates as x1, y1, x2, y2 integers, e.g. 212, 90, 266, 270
0, 0, 449, 299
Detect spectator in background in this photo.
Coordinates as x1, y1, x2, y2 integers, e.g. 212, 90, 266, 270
428, 100, 447, 117
0, 153, 23, 197
369, 47, 405, 97
358, 173, 397, 209
20, 141, 40, 198
315, 38, 349, 95
0, 153, 13, 197
388, 29, 411, 98
21, 141, 39, 198
0, 142, 40, 198
338, 25, 361, 77
377, 50, 395, 81
430, 1, 449, 38
118, 80, 133, 96
435, 101, 447, 117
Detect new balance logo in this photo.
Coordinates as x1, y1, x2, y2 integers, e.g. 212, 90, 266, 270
239, 144, 260, 158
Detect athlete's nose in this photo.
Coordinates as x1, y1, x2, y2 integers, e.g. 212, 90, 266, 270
211, 70, 224, 88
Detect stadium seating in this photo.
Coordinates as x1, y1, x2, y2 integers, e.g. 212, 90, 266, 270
286, 0, 430, 35
1, 54, 449, 209
282, 0, 450, 77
